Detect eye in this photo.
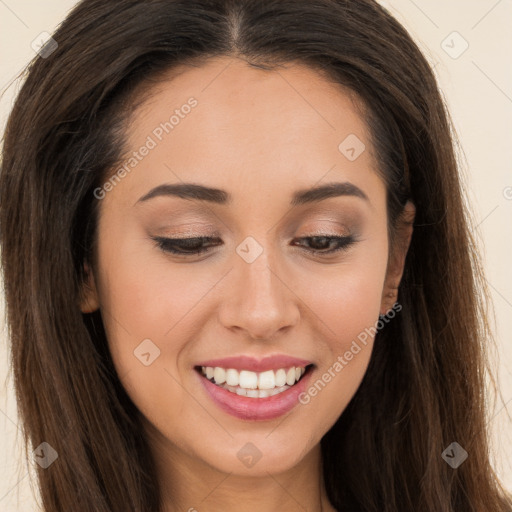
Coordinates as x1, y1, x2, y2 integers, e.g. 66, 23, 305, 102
292, 234, 356, 255
151, 234, 357, 258
152, 236, 221, 256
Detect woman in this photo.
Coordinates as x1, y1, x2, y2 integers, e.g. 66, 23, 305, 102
1, 0, 510, 511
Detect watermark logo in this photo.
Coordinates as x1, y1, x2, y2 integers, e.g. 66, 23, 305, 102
441, 442, 468, 468
236, 236, 264, 264
134, 338, 161, 366
237, 442, 262, 468
33, 442, 58, 469
31, 32, 58, 58
441, 31, 469, 60
338, 134, 366, 161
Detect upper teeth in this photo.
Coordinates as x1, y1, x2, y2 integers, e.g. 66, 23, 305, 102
201, 366, 306, 390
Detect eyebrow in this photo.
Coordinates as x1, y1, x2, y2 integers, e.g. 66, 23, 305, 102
136, 181, 369, 206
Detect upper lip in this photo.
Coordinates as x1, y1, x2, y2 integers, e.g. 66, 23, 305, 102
195, 355, 313, 372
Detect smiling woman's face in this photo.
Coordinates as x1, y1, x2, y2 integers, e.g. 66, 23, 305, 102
82, 57, 410, 480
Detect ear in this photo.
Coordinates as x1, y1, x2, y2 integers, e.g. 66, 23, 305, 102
380, 200, 415, 315
80, 261, 100, 313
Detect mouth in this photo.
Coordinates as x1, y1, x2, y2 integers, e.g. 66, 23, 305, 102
195, 364, 313, 399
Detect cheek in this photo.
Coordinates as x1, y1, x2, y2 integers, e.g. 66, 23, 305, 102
94, 248, 195, 427
293, 239, 388, 424
299, 235, 388, 346
94, 234, 230, 421
95, 227, 201, 338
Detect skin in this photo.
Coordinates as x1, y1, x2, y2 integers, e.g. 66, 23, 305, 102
81, 56, 415, 512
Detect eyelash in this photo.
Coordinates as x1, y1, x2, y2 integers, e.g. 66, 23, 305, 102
152, 234, 356, 257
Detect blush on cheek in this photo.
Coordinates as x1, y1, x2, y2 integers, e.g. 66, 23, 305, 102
315, 279, 382, 339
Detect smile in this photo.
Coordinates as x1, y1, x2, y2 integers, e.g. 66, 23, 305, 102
199, 365, 309, 398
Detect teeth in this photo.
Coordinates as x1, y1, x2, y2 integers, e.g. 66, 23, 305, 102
275, 368, 287, 387
213, 367, 226, 384
239, 370, 258, 389
225, 369, 239, 386
258, 370, 275, 390
200, 365, 308, 396
216, 381, 291, 397
269, 386, 289, 396
286, 368, 296, 386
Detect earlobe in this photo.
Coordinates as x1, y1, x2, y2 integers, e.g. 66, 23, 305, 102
380, 200, 415, 316
80, 261, 100, 313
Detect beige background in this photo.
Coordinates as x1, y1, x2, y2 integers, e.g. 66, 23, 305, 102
1, 0, 511, 509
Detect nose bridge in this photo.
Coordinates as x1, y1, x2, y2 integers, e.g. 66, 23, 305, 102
218, 234, 300, 339
240, 238, 278, 301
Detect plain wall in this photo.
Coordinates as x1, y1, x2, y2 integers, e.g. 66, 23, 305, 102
1, 1, 511, 510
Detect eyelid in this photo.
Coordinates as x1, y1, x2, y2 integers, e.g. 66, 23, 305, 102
151, 233, 358, 258
300, 228, 351, 238
158, 221, 352, 238
155, 228, 221, 239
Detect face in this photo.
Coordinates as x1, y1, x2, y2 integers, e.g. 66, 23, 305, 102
82, 57, 412, 478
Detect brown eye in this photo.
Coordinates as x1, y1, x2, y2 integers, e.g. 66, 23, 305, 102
151, 234, 357, 258
292, 235, 356, 255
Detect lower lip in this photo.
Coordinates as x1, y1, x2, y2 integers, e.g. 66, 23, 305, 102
196, 367, 313, 421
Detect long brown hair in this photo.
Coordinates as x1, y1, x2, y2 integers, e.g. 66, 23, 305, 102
1, 1, 510, 510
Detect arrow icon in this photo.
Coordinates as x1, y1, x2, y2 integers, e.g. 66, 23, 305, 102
236, 237, 263, 263
440, 31, 468, 59
33, 442, 58, 468
134, 339, 161, 366
237, 442, 262, 468
339, 134, 365, 161
441, 441, 468, 468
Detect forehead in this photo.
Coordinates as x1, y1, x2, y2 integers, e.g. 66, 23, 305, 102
105, 56, 382, 211
128, 56, 369, 144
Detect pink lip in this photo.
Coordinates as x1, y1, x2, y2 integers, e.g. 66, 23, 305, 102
195, 354, 312, 372
196, 366, 313, 421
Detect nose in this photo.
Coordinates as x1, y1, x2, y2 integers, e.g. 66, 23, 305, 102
217, 244, 300, 341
